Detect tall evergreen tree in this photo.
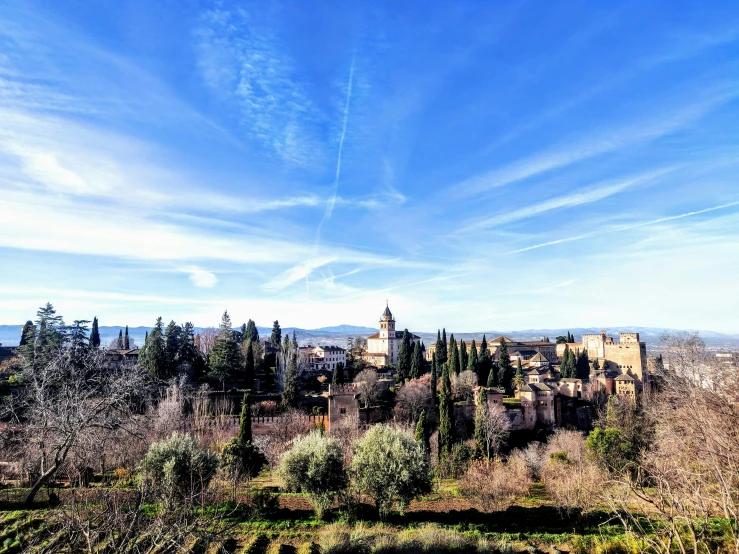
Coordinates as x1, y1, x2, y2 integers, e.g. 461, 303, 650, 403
415, 409, 431, 458
474, 387, 489, 458
245, 319, 259, 343
141, 317, 168, 381
479, 334, 492, 385
270, 320, 282, 346
560, 346, 576, 378
245, 339, 255, 389
410, 341, 424, 380
238, 392, 252, 444
68, 320, 90, 361
397, 329, 412, 382
239, 323, 247, 343
124, 325, 130, 350
332, 362, 345, 386
498, 339, 513, 394
19, 321, 34, 348
435, 329, 447, 364
89, 317, 100, 348
513, 359, 525, 391
576, 349, 590, 379
486, 362, 497, 387
164, 320, 182, 376
430, 353, 438, 403
449, 335, 460, 375
117, 329, 124, 350
178, 322, 201, 373
467, 339, 479, 374
209, 311, 242, 390
459, 340, 468, 373
292, 330, 298, 349
281, 348, 298, 407
438, 362, 455, 458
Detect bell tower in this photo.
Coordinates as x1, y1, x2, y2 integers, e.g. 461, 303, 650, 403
379, 302, 395, 339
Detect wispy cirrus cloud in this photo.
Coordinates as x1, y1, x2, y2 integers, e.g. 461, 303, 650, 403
456, 167, 674, 234
507, 200, 739, 254
195, 7, 324, 168
453, 87, 738, 197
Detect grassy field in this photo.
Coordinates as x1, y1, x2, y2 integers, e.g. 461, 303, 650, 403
0, 473, 636, 554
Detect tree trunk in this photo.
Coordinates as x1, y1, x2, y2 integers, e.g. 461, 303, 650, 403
25, 462, 60, 505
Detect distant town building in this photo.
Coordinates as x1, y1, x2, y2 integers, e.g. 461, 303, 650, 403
299, 345, 347, 373
363, 304, 420, 367
426, 336, 556, 362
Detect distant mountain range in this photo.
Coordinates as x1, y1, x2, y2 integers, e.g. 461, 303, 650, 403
1, 324, 738, 351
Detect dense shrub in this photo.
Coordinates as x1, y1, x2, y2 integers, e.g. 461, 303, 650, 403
280, 431, 347, 519
350, 424, 431, 519
221, 439, 267, 480
140, 432, 219, 505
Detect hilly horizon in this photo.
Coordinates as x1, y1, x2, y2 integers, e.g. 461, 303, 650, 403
2, 323, 738, 350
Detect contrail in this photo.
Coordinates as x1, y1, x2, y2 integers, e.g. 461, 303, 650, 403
508, 200, 739, 254
315, 55, 355, 245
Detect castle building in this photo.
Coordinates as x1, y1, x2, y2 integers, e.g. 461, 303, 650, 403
363, 304, 420, 367
426, 335, 556, 362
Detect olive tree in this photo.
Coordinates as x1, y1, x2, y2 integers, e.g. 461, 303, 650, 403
140, 432, 219, 506
280, 431, 347, 519
350, 424, 431, 519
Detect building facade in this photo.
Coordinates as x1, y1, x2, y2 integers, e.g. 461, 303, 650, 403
363, 304, 420, 367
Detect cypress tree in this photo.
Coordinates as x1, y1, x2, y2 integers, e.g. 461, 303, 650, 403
449, 335, 460, 376
415, 409, 431, 458
435, 329, 447, 364
438, 362, 455, 458
117, 329, 124, 349
332, 362, 345, 386
124, 325, 130, 349
239, 323, 247, 343
498, 339, 513, 394
164, 320, 182, 376
89, 317, 100, 348
467, 339, 479, 374
577, 349, 590, 379
246, 319, 259, 343
245, 340, 255, 389
237, 392, 252, 444
397, 329, 411, 382
281, 348, 298, 407
430, 353, 438, 403
459, 340, 468, 373
270, 320, 282, 346
560, 346, 576, 378
513, 359, 525, 391
479, 334, 492, 385
410, 341, 424, 380
593, 358, 600, 371
486, 362, 497, 387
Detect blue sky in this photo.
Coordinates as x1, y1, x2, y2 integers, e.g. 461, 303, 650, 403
1, 0, 738, 333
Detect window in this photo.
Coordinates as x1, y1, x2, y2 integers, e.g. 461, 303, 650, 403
340, 408, 346, 415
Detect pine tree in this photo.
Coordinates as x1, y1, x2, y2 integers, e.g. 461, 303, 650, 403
332, 362, 345, 386
415, 409, 431, 458
270, 320, 282, 346
117, 330, 124, 349
410, 341, 424, 380
238, 392, 252, 444
68, 320, 90, 361
178, 322, 200, 367
142, 317, 168, 381
209, 311, 241, 390
397, 329, 411, 382
438, 362, 455, 458
124, 325, 130, 350
19, 321, 34, 348
467, 339, 479, 374
498, 339, 513, 394
164, 320, 182, 376
474, 387, 489, 457
245, 340, 255, 389
239, 323, 247, 343
449, 335, 460, 375
513, 359, 525, 391
89, 317, 100, 348
430, 353, 438, 403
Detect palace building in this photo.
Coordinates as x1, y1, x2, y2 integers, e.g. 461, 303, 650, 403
363, 304, 421, 367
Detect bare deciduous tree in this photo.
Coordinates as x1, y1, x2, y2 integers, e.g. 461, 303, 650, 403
1, 348, 147, 504
354, 369, 379, 409
460, 457, 531, 512
452, 370, 478, 402
394, 377, 433, 424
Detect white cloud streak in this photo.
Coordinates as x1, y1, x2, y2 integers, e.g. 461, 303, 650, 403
508, 201, 739, 254
182, 266, 219, 288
